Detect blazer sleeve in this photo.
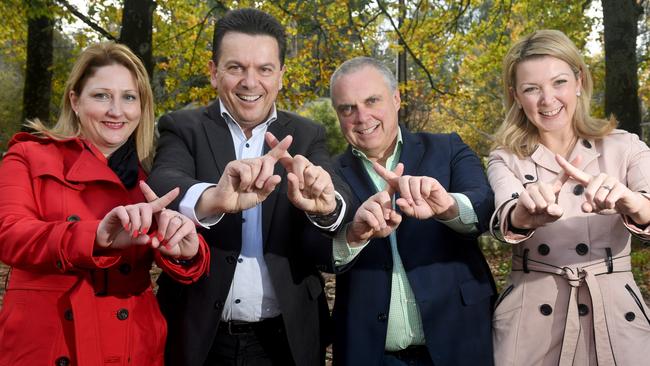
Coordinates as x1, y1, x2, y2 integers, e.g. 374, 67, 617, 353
147, 112, 207, 210
297, 123, 355, 270
448, 133, 494, 234
0, 143, 120, 272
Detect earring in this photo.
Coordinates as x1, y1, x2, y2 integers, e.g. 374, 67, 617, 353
516, 103, 522, 110
576, 90, 581, 97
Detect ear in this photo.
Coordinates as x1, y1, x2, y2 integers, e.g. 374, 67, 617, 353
69, 90, 79, 113
509, 86, 521, 107
576, 70, 583, 95
393, 88, 401, 112
278, 65, 286, 91
208, 60, 218, 90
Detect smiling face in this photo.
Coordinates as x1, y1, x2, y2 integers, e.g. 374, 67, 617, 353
332, 66, 401, 163
513, 56, 581, 140
70, 63, 141, 156
209, 32, 285, 133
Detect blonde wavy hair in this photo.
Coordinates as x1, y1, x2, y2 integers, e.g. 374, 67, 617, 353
27, 42, 155, 171
493, 29, 616, 158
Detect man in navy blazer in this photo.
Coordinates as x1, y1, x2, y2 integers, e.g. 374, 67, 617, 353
325, 57, 496, 365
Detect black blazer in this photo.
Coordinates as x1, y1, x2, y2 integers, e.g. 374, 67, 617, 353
329, 127, 496, 365
148, 101, 352, 366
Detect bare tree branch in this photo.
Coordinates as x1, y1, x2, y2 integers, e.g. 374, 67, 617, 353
54, 0, 117, 41
375, 0, 454, 95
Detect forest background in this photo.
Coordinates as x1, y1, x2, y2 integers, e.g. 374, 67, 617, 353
1, 0, 650, 307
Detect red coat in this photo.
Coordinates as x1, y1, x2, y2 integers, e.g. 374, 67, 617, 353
0, 133, 210, 366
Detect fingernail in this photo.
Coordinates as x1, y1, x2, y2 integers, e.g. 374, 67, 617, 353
158, 233, 164, 242
132, 230, 138, 238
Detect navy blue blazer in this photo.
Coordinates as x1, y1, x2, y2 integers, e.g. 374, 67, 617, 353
331, 126, 495, 365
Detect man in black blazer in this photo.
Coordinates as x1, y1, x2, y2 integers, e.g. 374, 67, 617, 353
323, 57, 495, 365
148, 8, 351, 366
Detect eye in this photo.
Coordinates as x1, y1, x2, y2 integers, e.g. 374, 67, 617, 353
338, 105, 354, 117
554, 79, 567, 86
522, 86, 538, 94
93, 93, 110, 100
260, 66, 274, 75
366, 97, 379, 105
124, 94, 138, 102
227, 65, 243, 73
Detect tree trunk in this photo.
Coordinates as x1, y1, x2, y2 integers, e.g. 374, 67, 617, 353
602, 0, 642, 134
397, 0, 408, 127
120, 0, 156, 79
22, 0, 53, 129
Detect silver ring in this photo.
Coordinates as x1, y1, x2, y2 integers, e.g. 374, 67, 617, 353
600, 185, 612, 191
173, 215, 183, 222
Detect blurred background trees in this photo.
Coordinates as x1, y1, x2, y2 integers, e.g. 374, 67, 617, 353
0, 0, 648, 155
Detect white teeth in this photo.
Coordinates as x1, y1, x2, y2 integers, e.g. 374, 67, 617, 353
103, 122, 124, 127
357, 124, 378, 135
238, 94, 261, 102
540, 106, 562, 117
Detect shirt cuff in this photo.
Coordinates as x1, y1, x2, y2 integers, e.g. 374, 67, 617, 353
306, 191, 347, 232
332, 223, 369, 267
435, 193, 478, 233
179, 182, 224, 228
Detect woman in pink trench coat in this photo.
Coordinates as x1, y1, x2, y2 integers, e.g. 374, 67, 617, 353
0, 43, 209, 366
488, 30, 650, 366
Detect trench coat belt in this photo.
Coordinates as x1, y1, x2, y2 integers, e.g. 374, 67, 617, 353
512, 255, 631, 366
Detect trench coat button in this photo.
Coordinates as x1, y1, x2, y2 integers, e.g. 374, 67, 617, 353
64, 308, 73, 321
56, 260, 63, 269
537, 244, 550, 256
226, 256, 236, 264
383, 263, 392, 271
578, 304, 589, 316
316, 264, 326, 271
575, 243, 589, 256
116, 308, 129, 320
625, 312, 636, 321
582, 139, 592, 149
66, 214, 80, 222
524, 174, 535, 181
214, 301, 224, 310
539, 304, 553, 316
55, 356, 71, 366
119, 263, 132, 275
573, 185, 584, 195
377, 313, 388, 322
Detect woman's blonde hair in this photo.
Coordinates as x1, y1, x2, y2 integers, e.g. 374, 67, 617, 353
27, 42, 155, 170
493, 29, 616, 157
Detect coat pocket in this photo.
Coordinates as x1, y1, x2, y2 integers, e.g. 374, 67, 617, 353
494, 284, 514, 311
625, 283, 650, 326
459, 278, 494, 306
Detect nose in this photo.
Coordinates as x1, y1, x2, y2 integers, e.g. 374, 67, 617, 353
240, 69, 259, 89
538, 87, 556, 105
357, 104, 373, 123
107, 99, 123, 117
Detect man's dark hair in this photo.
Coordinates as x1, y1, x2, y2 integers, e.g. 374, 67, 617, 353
212, 8, 287, 66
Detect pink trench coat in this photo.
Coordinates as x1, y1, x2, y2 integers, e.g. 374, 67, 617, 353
487, 129, 650, 366
0, 133, 210, 366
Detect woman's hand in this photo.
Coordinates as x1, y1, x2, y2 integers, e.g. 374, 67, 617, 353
95, 182, 178, 250
140, 182, 200, 259
95, 182, 200, 259
509, 156, 581, 230
556, 155, 650, 225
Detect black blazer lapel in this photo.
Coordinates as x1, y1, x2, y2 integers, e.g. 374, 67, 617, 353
202, 102, 236, 176
261, 114, 295, 244
398, 125, 425, 178
338, 146, 377, 204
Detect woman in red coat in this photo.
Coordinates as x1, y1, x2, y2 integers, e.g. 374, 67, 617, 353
0, 42, 210, 366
